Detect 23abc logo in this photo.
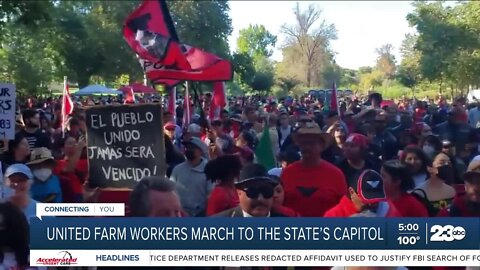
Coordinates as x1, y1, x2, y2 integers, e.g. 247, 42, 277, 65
430, 225, 466, 242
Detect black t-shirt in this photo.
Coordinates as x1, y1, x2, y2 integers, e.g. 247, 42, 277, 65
17, 129, 51, 149
335, 155, 381, 190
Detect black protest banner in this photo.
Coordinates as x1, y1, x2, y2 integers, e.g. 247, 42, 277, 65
85, 104, 163, 189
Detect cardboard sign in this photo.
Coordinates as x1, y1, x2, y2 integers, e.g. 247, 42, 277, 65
0, 84, 16, 139
86, 104, 163, 189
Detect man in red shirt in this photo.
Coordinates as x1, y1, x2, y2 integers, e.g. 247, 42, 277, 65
281, 121, 347, 217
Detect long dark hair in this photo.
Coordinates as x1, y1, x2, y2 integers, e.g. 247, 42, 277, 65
401, 146, 430, 175
0, 202, 30, 267
382, 160, 415, 193
204, 155, 242, 184
3, 134, 28, 164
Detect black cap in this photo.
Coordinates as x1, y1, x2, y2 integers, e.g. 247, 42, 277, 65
235, 164, 278, 187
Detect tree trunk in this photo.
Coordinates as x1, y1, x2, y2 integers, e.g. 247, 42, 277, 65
306, 67, 311, 87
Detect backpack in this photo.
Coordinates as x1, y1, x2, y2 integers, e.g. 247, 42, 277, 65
410, 189, 437, 217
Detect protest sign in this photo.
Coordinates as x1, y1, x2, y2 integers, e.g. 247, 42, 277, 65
85, 104, 163, 189
0, 84, 16, 139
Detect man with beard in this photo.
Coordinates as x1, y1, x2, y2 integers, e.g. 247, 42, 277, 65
214, 163, 286, 217
170, 137, 213, 217
336, 133, 381, 189
438, 159, 480, 217
17, 109, 51, 149
281, 121, 347, 217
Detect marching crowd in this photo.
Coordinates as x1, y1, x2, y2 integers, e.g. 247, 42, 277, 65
0, 91, 480, 270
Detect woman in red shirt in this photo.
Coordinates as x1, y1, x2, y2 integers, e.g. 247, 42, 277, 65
53, 135, 87, 203
205, 155, 242, 216
381, 160, 429, 217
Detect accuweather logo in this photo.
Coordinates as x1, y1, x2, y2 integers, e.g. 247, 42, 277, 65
430, 225, 466, 242
36, 251, 78, 266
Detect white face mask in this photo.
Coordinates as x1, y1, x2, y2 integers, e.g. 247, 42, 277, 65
33, 168, 52, 182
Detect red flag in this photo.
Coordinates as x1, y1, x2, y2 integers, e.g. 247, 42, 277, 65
213, 81, 227, 109
124, 87, 136, 104
124, 0, 232, 84
330, 82, 340, 116
62, 76, 73, 132
209, 82, 226, 120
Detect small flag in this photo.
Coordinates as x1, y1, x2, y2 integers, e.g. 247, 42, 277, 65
254, 123, 276, 170
124, 87, 136, 104
330, 82, 340, 116
62, 76, 73, 136
209, 81, 226, 120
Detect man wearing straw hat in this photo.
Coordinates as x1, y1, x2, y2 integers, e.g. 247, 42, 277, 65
281, 121, 347, 217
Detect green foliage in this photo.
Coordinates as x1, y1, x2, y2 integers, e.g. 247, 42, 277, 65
169, 0, 232, 58
0, 1, 52, 35
280, 3, 337, 88
234, 24, 276, 94
232, 53, 256, 85
406, 1, 480, 92
237, 24, 277, 60
0, 0, 233, 95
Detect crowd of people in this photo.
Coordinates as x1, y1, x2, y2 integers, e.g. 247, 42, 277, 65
0, 91, 479, 270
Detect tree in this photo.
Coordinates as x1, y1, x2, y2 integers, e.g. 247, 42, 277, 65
406, 1, 480, 93
237, 24, 277, 61
0, 0, 234, 91
249, 56, 275, 92
375, 44, 396, 79
397, 34, 422, 92
0, 1, 52, 36
281, 3, 337, 87
232, 52, 256, 86
169, 0, 232, 58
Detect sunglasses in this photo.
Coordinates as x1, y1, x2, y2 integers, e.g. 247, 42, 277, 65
241, 186, 274, 199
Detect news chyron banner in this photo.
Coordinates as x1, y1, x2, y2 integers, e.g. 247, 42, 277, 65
29, 217, 480, 267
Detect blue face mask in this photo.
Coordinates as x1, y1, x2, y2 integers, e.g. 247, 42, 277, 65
0, 184, 14, 202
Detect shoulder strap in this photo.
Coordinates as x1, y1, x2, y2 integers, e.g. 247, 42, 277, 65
412, 188, 429, 201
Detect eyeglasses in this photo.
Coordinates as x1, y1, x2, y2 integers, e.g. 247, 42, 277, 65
241, 186, 274, 199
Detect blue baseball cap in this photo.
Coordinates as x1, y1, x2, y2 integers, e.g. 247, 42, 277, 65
5, 164, 33, 180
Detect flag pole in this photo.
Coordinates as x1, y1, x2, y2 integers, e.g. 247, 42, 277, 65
154, 83, 167, 179
62, 76, 67, 138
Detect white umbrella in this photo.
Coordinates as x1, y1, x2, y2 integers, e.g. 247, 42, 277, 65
74, 85, 121, 96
